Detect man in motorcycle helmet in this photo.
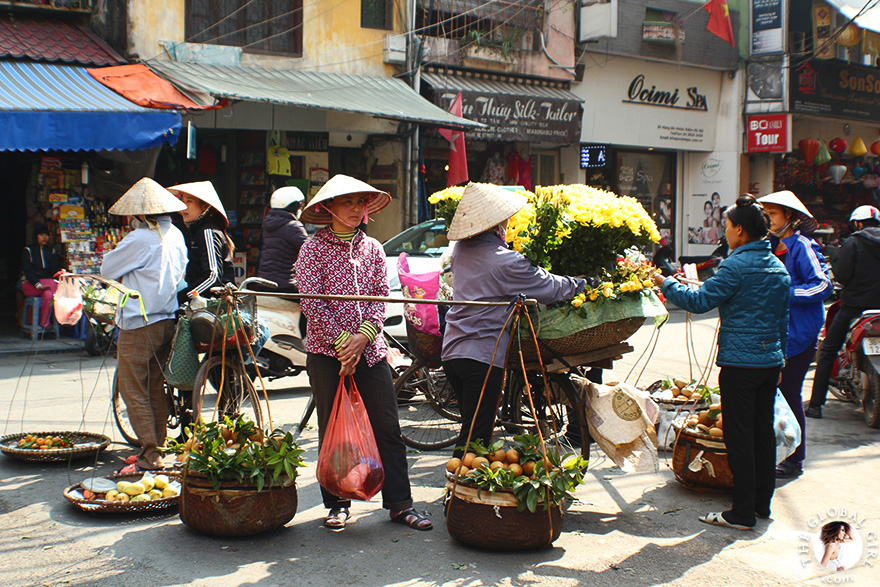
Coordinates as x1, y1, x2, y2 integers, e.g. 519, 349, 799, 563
257, 186, 308, 293
807, 205, 880, 418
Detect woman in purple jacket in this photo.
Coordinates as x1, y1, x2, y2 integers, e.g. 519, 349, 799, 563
441, 183, 586, 456
758, 191, 831, 478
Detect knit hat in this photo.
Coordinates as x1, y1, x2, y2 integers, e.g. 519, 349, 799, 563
300, 174, 390, 225
167, 181, 229, 228
108, 177, 186, 216
757, 190, 818, 234
447, 183, 527, 241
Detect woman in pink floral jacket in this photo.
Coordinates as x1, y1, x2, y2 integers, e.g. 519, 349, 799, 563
295, 174, 432, 532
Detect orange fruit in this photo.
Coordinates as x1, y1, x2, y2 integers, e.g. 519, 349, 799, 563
715, 417, 723, 430
25, 435, 33, 442
505, 449, 520, 464
708, 427, 724, 438
490, 460, 506, 471
462, 453, 477, 468
454, 465, 470, 476
472, 457, 490, 470
446, 457, 462, 473
489, 449, 507, 462
508, 463, 523, 477
521, 460, 536, 476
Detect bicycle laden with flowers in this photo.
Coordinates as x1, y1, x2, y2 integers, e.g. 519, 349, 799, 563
393, 184, 668, 457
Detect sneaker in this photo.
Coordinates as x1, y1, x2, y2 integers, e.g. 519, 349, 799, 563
805, 405, 822, 419
776, 464, 803, 478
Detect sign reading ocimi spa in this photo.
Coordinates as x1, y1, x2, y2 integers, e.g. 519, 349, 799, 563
792, 58, 880, 121
576, 57, 722, 151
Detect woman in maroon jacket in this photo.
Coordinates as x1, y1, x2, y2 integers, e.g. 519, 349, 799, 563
295, 174, 432, 532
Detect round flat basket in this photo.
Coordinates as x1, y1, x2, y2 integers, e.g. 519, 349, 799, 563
179, 468, 298, 536
445, 479, 563, 550
0, 431, 111, 463
670, 423, 733, 493
519, 317, 645, 363
63, 472, 181, 514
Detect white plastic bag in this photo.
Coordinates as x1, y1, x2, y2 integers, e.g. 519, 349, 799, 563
54, 278, 83, 325
774, 388, 802, 464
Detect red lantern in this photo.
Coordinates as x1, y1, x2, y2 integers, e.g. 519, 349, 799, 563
798, 138, 820, 165
829, 137, 848, 154
870, 141, 880, 157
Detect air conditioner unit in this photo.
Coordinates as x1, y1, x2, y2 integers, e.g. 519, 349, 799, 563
383, 34, 406, 65
579, 0, 618, 43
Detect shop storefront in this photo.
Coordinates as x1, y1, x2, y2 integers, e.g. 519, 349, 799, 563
0, 61, 182, 322
748, 57, 880, 244
142, 61, 481, 273
565, 56, 739, 258
420, 69, 583, 197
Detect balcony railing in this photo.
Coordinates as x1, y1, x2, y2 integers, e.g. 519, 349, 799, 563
418, 0, 544, 34
0, 0, 92, 13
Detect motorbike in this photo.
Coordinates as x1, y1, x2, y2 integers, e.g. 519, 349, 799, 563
825, 300, 880, 428
241, 278, 308, 381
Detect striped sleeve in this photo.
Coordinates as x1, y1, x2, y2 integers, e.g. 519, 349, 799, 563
189, 230, 223, 296
790, 235, 831, 304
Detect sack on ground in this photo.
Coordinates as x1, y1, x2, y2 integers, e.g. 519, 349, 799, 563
53, 278, 83, 325
575, 376, 660, 473
774, 388, 802, 464
316, 376, 384, 501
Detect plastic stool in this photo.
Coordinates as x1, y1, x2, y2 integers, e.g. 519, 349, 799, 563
22, 297, 61, 340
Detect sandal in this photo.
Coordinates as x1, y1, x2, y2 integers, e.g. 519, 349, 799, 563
113, 464, 148, 475
390, 507, 433, 531
123, 455, 138, 465
699, 511, 753, 531
324, 507, 350, 529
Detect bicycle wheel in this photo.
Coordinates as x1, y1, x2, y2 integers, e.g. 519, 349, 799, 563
192, 355, 263, 428
111, 369, 139, 447
504, 370, 590, 459
395, 360, 460, 450
112, 369, 193, 446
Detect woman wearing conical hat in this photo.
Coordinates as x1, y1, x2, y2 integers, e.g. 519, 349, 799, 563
441, 183, 587, 456
100, 178, 188, 473
167, 181, 235, 302
758, 190, 831, 478
295, 174, 433, 531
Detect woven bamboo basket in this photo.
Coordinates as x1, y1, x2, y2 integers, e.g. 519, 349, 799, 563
518, 317, 646, 363
0, 431, 111, 463
445, 479, 563, 550
671, 423, 733, 493
63, 472, 181, 514
179, 468, 298, 536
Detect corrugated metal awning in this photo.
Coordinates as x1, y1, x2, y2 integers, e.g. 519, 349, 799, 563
148, 60, 485, 130
421, 72, 582, 145
0, 61, 182, 152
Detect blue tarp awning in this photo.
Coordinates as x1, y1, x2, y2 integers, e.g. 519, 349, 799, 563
0, 61, 182, 152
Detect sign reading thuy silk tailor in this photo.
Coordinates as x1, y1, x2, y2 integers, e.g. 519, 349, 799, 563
433, 89, 581, 145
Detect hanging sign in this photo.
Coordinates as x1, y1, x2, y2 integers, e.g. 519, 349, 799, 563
750, 0, 785, 56
746, 113, 789, 153
580, 144, 609, 168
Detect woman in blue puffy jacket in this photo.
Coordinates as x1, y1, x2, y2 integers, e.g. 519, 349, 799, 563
654, 195, 790, 531
759, 191, 831, 478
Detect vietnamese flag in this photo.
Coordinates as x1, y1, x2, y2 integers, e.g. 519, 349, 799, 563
704, 0, 734, 47
438, 92, 469, 187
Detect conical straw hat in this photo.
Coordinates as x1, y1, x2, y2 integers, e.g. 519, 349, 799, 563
447, 183, 527, 241
108, 177, 186, 216
167, 181, 229, 227
757, 190, 818, 234
301, 174, 391, 225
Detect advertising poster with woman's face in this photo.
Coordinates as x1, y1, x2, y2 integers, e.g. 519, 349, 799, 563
687, 153, 737, 247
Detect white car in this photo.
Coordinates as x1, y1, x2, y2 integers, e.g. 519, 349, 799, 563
382, 219, 449, 341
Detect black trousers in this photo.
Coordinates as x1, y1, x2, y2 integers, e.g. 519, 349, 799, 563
443, 358, 504, 457
718, 365, 780, 526
778, 342, 815, 468
307, 353, 413, 511
810, 305, 866, 407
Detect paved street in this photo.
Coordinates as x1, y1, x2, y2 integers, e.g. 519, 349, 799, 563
1, 309, 878, 587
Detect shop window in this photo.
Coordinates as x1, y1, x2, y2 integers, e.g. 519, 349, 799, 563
186, 0, 303, 56
615, 150, 676, 249
532, 151, 558, 188
362, 0, 392, 30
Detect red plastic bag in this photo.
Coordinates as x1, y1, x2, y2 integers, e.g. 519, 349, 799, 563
53, 277, 83, 325
316, 376, 384, 501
